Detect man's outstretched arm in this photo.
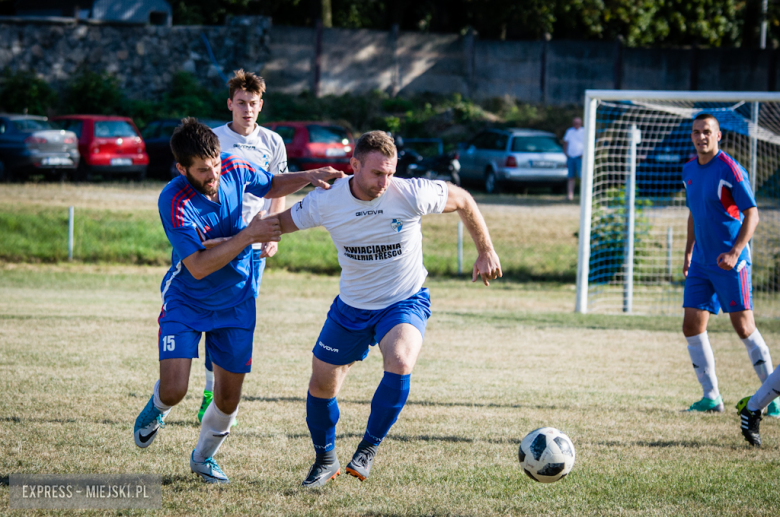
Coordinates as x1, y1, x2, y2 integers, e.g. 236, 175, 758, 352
264, 167, 347, 199
442, 184, 502, 285
183, 213, 280, 280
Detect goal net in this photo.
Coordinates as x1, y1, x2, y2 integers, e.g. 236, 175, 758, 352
575, 91, 780, 317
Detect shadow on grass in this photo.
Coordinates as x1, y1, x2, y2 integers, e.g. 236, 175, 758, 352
273, 431, 518, 446
240, 395, 562, 411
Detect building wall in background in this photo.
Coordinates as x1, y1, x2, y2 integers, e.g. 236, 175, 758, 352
0, 17, 778, 105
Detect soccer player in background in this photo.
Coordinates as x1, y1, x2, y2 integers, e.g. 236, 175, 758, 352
196, 69, 288, 424
132, 118, 345, 483
276, 131, 502, 487
681, 113, 779, 416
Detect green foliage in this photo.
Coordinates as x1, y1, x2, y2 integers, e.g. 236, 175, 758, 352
588, 186, 656, 285
0, 68, 58, 116
62, 69, 125, 115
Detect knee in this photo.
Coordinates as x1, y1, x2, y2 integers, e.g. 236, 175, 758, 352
385, 356, 416, 376
733, 323, 754, 340
309, 376, 337, 399
213, 395, 240, 415
682, 321, 704, 338
159, 383, 187, 406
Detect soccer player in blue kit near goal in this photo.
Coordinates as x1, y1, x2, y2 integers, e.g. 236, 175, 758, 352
132, 118, 345, 483
681, 113, 779, 418
275, 131, 503, 487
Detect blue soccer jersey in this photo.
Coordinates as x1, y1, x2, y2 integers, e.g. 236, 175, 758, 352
682, 150, 757, 267
158, 152, 273, 311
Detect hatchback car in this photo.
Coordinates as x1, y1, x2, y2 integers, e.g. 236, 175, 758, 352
142, 118, 228, 179
262, 121, 354, 172
0, 114, 79, 182
459, 129, 568, 193
52, 115, 149, 181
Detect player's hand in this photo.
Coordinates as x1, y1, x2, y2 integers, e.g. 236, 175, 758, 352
473, 249, 502, 286
682, 255, 691, 278
245, 210, 281, 243
717, 250, 739, 271
258, 241, 279, 259
306, 167, 347, 190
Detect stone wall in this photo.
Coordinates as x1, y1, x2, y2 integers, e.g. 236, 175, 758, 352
0, 16, 270, 99
1, 17, 778, 106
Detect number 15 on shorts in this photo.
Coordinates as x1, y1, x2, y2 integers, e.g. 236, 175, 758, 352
162, 335, 176, 351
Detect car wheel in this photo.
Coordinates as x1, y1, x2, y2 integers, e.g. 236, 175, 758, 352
135, 167, 147, 182
552, 182, 567, 195
0, 160, 8, 183
484, 170, 500, 194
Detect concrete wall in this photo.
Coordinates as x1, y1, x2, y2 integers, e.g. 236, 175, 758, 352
1, 17, 778, 106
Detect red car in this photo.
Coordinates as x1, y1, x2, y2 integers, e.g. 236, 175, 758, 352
52, 115, 149, 181
262, 121, 354, 173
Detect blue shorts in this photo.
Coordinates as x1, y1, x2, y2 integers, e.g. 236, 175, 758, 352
567, 156, 582, 179
683, 261, 753, 314
252, 248, 266, 297
314, 288, 432, 366
158, 297, 256, 373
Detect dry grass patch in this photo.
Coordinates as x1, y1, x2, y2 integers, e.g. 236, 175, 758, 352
1, 266, 780, 515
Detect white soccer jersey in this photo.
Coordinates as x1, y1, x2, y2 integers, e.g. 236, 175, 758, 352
213, 123, 288, 249
291, 176, 449, 310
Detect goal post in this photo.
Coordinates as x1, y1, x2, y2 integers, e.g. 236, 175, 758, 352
575, 90, 780, 317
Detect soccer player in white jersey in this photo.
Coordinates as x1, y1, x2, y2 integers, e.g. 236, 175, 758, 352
195, 70, 289, 423
275, 131, 502, 487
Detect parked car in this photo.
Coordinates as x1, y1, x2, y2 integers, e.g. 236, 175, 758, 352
262, 121, 354, 172
458, 129, 568, 193
0, 114, 79, 182
52, 115, 148, 181
141, 118, 228, 179
635, 122, 697, 198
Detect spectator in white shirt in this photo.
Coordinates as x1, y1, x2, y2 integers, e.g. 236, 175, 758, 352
563, 117, 584, 201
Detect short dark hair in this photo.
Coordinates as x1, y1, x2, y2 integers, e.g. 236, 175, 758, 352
354, 131, 396, 160
227, 69, 266, 100
693, 113, 720, 129
169, 117, 221, 168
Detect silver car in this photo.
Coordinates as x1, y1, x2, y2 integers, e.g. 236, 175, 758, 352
459, 129, 568, 193
0, 115, 79, 182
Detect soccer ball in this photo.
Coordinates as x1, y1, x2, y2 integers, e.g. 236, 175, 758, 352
518, 427, 575, 483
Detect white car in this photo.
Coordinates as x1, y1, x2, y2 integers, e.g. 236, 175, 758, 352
458, 129, 568, 193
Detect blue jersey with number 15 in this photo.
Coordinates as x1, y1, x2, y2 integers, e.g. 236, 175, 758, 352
158, 152, 273, 311
682, 150, 757, 268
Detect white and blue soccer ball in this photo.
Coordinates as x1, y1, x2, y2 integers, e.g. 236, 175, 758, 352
518, 427, 575, 483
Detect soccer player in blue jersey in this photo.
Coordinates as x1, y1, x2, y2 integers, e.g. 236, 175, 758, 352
132, 118, 345, 483
681, 113, 778, 417
275, 131, 502, 487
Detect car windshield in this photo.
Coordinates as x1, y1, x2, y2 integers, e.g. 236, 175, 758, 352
13, 119, 55, 132
511, 136, 562, 153
307, 125, 348, 144
94, 121, 137, 138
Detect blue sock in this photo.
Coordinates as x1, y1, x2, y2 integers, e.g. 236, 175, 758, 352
306, 393, 339, 460
363, 372, 411, 446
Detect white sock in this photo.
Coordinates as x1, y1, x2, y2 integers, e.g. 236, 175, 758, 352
686, 332, 719, 400
193, 402, 237, 462
748, 367, 780, 411
204, 369, 214, 392
152, 380, 173, 415
741, 329, 774, 382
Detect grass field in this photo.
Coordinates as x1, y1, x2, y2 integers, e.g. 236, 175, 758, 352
2, 264, 780, 515
0, 183, 579, 281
